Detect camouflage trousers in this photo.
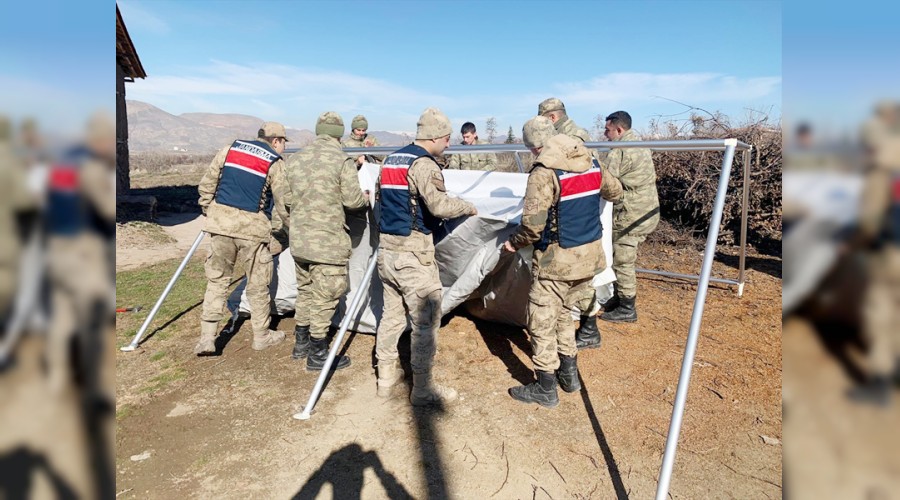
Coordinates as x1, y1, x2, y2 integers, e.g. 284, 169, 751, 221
612, 232, 647, 298
863, 248, 900, 376
294, 260, 349, 340
201, 234, 272, 336
375, 249, 442, 375
527, 276, 593, 372
46, 235, 111, 389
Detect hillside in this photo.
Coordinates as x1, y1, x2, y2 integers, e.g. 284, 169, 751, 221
127, 100, 411, 153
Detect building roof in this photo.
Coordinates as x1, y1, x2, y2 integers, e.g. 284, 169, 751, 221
116, 4, 147, 80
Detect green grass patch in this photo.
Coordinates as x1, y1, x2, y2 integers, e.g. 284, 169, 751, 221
141, 366, 188, 395
149, 351, 166, 362
115, 258, 208, 347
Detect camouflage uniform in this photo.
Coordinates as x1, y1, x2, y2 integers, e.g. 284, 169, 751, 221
604, 128, 660, 303
506, 133, 622, 406
286, 117, 367, 340
447, 138, 498, 171
197, 123, 291, 353
852, 107, 900, 404
44, 113, 116, 393
508, 134, 622, 371
375, 107, 476, 404
538, 98, 601, 316
342, 114, 383, 164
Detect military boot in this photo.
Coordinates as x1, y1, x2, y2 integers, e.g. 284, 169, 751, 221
847, 376, 891, 407
509, 370, 559, 408
601, 293, 620, 312
292, 325, 311, 360
557, 354, 581, 393
252, 329, 286, 351
193, 321, 218, 355
377, 359, 403, 398
600, 296, 638, 323
410, 372, 458, 406
306, 336, 351, 371
575, 315, 601, 350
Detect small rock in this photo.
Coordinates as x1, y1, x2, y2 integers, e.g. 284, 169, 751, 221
166, 403, 195, 417
130, 450, 152, 462
759, 435, 780, 446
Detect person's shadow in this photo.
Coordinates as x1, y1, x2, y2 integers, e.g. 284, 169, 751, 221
0, 447, 78, 499
292, 444, 412, 500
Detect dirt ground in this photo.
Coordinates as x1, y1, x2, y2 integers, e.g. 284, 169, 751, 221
113, 212, 783, 499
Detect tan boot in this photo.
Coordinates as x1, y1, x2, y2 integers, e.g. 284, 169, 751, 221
252, 329, 286, 351
410, 372, 458, 406
193, 321, 218, 355
376, 359, 403, 398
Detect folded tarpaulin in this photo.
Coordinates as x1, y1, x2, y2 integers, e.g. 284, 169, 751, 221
229, 163, 615, 332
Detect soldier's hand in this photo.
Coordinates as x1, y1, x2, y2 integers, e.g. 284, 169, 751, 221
502, 241, 516, 253
356, 155, 365, 166
268, 235, 285, 255
468, 205, 478, 216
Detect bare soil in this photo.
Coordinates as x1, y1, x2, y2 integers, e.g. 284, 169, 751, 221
114, 215, 783, 499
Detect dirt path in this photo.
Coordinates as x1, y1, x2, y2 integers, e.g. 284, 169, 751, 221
115, 213, 207, 272
114, 240, 783, 498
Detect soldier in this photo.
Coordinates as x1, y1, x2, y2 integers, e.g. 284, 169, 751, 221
374, 107, 477, 406
342, 114, 382, 167
195, 122, 291, 354
538, 97, 591, 144
503, 127, 622, 407
447, 122, 497, 171
538, 98, 603, 347
848, 102, 900, 406
599, 111, 660, 324
44, 112, 116, 393
286, 112, 368, 370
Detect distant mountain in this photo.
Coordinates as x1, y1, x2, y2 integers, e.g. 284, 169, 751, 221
127, 100, 409, 153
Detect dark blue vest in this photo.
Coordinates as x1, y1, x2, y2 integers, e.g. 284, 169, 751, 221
377, 144, 441, 236
535, 160, 603, 251
47, 146, 92, 236
214, 140, 280, 217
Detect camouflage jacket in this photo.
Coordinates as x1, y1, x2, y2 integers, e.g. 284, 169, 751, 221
447, 138, 497, 171
379, 154, 475, 253
555, 116, 591, 143
198, 142, 291, 244
285, 134, 367, 265
604, 129, 660, 237
342, 133, 383, 163
508, 135, 623, 281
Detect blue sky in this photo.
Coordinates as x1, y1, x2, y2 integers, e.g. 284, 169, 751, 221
118, 0, 782, 137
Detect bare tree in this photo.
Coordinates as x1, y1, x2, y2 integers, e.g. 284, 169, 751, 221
592, 114, 606, 141
485, 117, 497, 143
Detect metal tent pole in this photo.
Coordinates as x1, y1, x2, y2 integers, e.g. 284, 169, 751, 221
293, 248, 379, 420
655, 140, 738, 499
120, 231, 206, 352
738, 148, 752, 296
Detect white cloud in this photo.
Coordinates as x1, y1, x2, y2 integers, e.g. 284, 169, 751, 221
128, 65, 780, 131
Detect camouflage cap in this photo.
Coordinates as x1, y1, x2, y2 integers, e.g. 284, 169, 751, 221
416, 107, 452, 140
536, 134, 591, 173
86, 111, 115, 140
538, 97, 566, 116
315, 112, 345, 139
351, 114, 368, 131
522, 116, 557, 149
259, 121, 288, 140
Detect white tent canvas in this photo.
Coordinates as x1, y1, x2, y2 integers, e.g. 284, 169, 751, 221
229, 163, 616, 332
